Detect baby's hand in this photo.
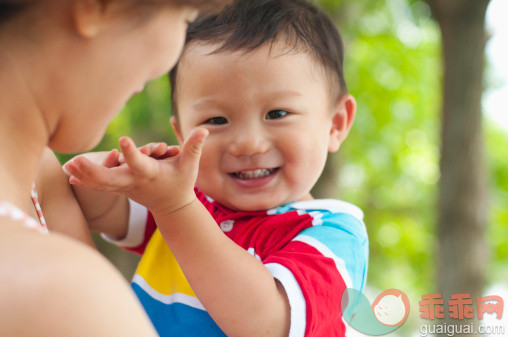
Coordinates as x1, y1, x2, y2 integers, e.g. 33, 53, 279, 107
64, 142, 179, 176
116, 142, 181, 165
65, 129, 208, 215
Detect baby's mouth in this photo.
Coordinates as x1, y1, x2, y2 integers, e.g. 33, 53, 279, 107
229, 168, 279, 179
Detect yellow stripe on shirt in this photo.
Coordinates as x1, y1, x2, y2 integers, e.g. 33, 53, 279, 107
135, 229, 197, 297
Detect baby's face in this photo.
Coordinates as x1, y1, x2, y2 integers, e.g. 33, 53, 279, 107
173, 41, 352, 211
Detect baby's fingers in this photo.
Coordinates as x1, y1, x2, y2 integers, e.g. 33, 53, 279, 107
180, 128, 208, 172
119, 137, 157, 178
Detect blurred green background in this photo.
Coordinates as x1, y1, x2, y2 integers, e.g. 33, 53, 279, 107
56, 0, 507, 335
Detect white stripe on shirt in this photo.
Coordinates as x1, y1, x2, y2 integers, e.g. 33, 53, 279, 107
101, 199, 148, 248
292, 234, 354, 289
265, 263, 306, 337
132, 274, 205, 310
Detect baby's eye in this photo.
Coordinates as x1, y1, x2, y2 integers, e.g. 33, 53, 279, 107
265, 110, 288, 120
204, 117, 228, 125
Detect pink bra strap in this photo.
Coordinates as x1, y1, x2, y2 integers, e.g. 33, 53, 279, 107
0, 200, 48, 234
31, 183, 47, 230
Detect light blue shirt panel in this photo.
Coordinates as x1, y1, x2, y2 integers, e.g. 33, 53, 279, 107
271, 203, 369, 291
298, 213, 369, 291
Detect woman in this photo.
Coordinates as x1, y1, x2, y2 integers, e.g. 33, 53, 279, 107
0, 0, 225, 335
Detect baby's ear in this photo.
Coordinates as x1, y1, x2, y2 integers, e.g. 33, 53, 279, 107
170, 116, 185, 145
328, 94, 356, 152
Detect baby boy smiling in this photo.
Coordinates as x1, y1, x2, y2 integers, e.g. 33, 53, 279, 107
171, 41, 356, 212
66, 0, 369, 336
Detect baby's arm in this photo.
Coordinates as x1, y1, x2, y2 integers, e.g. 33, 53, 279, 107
66, 130, 291, 337
35, 148, 95, 247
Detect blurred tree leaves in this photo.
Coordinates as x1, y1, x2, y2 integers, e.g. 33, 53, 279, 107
322, 0, 442, 295
486, 120, 508, 282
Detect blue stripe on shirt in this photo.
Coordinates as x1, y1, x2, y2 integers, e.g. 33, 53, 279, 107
132, 283, 227, 337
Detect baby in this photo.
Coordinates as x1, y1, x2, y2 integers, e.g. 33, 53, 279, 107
65, 0, 369, 336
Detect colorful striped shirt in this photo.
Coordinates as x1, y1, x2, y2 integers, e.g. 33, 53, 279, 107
104, 189, 368, 336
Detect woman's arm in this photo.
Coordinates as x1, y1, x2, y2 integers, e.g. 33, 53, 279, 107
36, 148, 96, 247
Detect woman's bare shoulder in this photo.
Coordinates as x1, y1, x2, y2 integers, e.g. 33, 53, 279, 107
0, 222, 156, 336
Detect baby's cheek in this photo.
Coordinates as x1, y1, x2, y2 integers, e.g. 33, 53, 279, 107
196, 161, 216, 190
283, 163, 318, 200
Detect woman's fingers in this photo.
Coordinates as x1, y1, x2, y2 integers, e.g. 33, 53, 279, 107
138, 142, 171, 159
163, 146, 181, 158
102, 149, 120, 168
153, 143, 168, 157
68, 176, 86, 188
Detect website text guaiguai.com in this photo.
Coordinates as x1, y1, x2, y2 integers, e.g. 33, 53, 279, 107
419, 323, 505, 337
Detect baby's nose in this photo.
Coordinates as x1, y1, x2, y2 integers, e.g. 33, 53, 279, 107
228, 128, 270, 157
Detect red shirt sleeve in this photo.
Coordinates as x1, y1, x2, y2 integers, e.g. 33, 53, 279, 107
264, 240, 348, 337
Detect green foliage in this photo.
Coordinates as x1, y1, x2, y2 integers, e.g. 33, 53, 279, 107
318, 0, 442, 295
317, 0, 508, 301
485, 120, 508, 282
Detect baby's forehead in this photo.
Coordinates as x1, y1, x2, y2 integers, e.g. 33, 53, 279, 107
177, 40, 339, 95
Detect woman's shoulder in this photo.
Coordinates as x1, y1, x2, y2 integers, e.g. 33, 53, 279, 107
0, 220, 116, 287
0, 222, 157, 336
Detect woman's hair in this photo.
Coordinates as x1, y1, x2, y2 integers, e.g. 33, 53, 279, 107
0, 0, 231, 26
0, 1, 31, 25
164, 0, 231, 10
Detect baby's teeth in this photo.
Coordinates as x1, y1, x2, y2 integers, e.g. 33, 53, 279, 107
236, 169, 273, 179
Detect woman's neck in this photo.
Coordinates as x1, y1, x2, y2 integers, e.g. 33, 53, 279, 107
0, 56, 50, 211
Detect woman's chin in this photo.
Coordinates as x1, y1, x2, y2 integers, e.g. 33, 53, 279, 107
48, 130, 104, 154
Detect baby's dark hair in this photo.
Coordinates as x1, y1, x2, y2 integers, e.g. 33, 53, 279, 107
169, 0, 347, 116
